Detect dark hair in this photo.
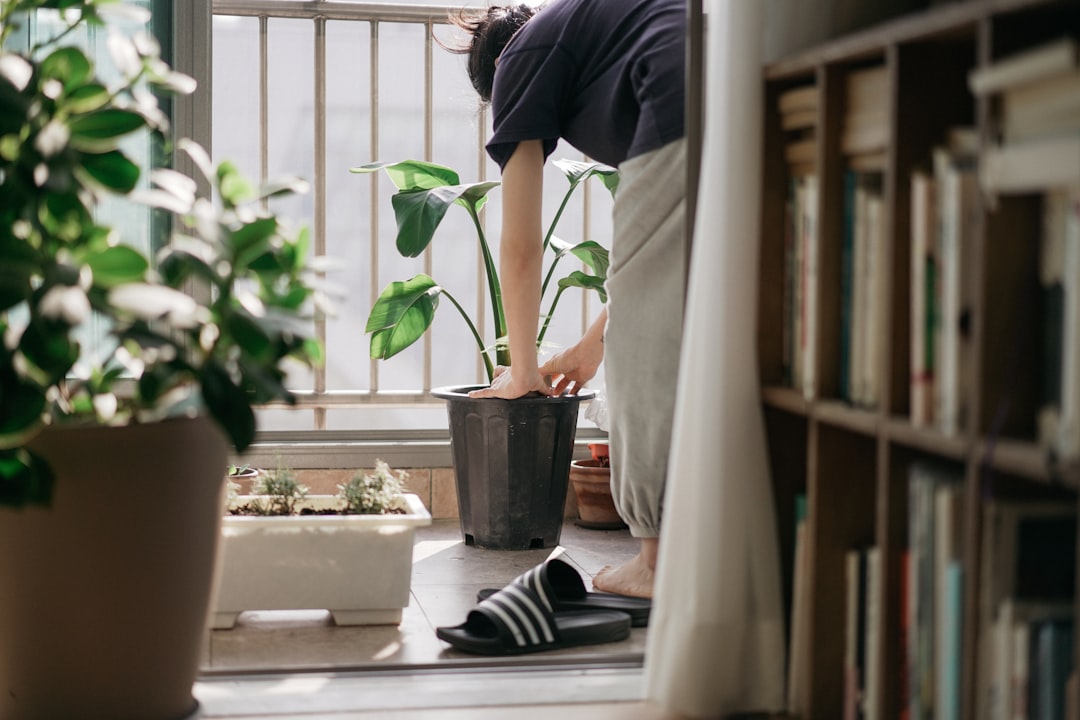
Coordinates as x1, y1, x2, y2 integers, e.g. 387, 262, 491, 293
443, 4, 537, 104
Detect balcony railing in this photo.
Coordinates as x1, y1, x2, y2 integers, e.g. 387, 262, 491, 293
211, 0, 612, 436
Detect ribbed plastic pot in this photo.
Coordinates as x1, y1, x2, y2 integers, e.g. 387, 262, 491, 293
432, 385, 594, 550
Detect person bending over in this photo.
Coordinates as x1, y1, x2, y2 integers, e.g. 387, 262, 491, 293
450, 0, 687, 599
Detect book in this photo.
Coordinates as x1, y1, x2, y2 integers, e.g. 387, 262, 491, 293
779, 84, 819, 114
986, 599, 1075, 720
845, 549, 865, 720
782, 107, 817, 131
932, 138, 978, 436
787, 513, 809, 714
982, 134, 1080, 195
909, 461, 963, 719
910, 170, 938, 427
968, 37, 1080, 96
865, 546, 882, 720
801, 175, 820, 401
1032, 620, 1074, 720
942, 562, 964, 720
934, 482, 964, 719
1057, 189, 1080, 461
1038, 189, 1068, 455
785, 138, 816, 165
1002, 69, 1080, 143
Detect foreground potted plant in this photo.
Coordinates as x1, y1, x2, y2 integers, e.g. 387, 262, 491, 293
351, 158, 616, 549
0, 2, 327, 717
213, 460, 431, 629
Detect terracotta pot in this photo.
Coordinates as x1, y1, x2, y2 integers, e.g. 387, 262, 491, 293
0, 416, 228, 720
569, 458, 627, 530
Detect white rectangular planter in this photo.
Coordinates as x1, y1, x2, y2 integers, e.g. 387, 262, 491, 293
212, 493, 431, 629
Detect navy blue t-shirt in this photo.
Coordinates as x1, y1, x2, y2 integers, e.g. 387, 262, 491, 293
486, 0, 686, 170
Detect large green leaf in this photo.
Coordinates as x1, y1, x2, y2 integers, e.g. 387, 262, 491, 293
0, 447, 54, 508
351, 159, 460, 192
558, 271, 608, 303
226, 311, 274, 363
229, 216, 278, 254
87, 245, 149, 288
68, 109, 145, 140
39, 46, 91, 90
0, 378, 47, 447
0, 239, 37, 311
19, 320, 79, 382
365, 274, 441, 360
390, 181, 499, 257
78, 149, 140, 192
569, 241, 610, 279
64, 83, 110, 114
217, 160, 256, 207
200, 360, 257, 452
552, 158, 620, 198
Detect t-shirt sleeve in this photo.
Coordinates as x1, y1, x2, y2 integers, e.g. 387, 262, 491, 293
486, 44, 573, 171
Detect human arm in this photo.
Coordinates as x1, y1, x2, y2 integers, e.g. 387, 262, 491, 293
468, 140, 551, 399
539, 306, 606, 395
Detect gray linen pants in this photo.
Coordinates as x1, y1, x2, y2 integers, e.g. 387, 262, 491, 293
605, 137, 687, 538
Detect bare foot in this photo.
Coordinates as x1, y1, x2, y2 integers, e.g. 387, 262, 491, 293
592, 553, 655, 599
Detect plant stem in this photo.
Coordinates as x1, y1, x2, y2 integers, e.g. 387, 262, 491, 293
441, 288, 495, 383
536, 286, 566, 347
539, 248, 564, 306
468, 207, 508, 368
542, 180, 579, 252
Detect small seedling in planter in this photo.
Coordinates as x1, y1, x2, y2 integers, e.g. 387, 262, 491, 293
338, 460, 408, 515
247, 464, 310, 516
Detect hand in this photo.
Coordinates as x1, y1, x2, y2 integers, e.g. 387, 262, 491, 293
539, 334, 604, 396
468, 365, 552, 400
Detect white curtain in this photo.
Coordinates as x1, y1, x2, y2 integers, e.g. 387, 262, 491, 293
644, 2, 787, 717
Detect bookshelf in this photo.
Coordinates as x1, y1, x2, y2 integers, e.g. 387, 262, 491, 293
758, 2, 1080, 719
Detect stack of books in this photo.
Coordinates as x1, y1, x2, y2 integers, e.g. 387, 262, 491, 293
778, 83, 820, 400
969, 38, 1080, 459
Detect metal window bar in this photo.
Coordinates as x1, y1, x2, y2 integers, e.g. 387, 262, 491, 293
211, 0, 603, 429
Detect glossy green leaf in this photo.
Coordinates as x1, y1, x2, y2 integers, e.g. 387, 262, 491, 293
229, 216, 277, 254
0, 447, 54, 508
217, 160, 256, 206
569, 241, 610, 279
366, 274, 441, 360
552, 158, 619, 197
200, 360, 257, 452
68, 109, 145, 140
351, 159, 460, 192
78, 149, 140, 192
40, 46, 91, 89
0, 239, 37, 311
19, 321, 79, 382
87, 245, 149, 288
0, 379, 47, 446
558, 271, 607, 303
390, 182, 499, 257
226, 312, 274, 363
64, 83, 110, 114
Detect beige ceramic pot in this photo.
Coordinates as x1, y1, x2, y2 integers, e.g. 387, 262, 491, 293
0, 416, 228, 720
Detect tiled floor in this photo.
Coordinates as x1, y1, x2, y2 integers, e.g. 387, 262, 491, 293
195, 518, 651, 718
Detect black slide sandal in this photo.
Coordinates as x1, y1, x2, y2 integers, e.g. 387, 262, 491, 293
436, 583, 631, 655
475, 557, 652, 627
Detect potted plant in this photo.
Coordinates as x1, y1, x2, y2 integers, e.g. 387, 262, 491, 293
213, 460, 432, 629
569, 440, 626, 530
0, 2, 327, 718
351, 158, 617, 550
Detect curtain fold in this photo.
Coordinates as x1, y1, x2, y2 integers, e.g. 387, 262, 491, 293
644, 2, 786, 716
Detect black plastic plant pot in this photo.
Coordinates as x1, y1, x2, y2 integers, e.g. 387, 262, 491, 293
432, 385, 595, 550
